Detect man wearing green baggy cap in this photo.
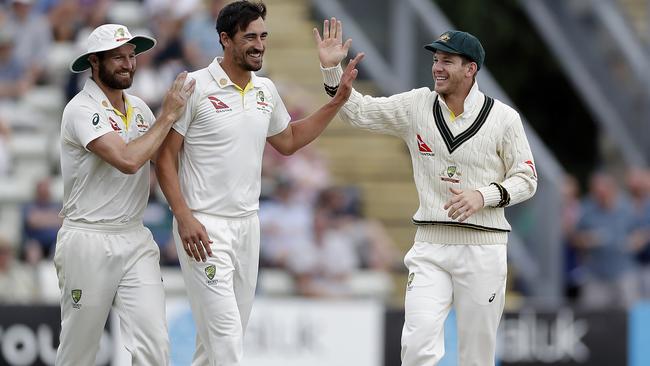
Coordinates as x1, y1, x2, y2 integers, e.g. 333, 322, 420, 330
55, 24, 195, 365
315, 20, 537, 366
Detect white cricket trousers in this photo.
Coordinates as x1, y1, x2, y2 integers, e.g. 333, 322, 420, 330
401, 241, 507, 366
173, 212, 260, 366
54, 220, 169, 366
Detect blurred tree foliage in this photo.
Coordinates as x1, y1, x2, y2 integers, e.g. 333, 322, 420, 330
435, 0, 597, 182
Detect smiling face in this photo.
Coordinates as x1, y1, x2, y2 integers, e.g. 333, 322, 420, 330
90, 43, 137, 90
222, 17, 267, 72
432, 50, 476, 98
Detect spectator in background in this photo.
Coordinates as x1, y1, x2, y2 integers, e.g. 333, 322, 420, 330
48, 0, 83, 42
0, 235, 39, 303
316, 186, 400, 270
147, 0, 189, 71
182, 0, 225, 69
5, 0, 52, 83
259, 176, 314, 268
562, 174, 583, 302
289, 208, 361, 297
127, 29, 169, 111
280, 145, 331, 203
22, 176, 62, 263
261, 142, 331, 204
626, 167, 650, 298
573, 171, 639, 309
0, 117, 10, 176
288, 187, 400, 297
0, 25, 34, 99
48, 0, 110, 42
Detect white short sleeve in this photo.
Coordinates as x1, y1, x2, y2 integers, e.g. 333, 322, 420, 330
67, 104, 113, 150
142, 102, 156, 127
172, 76, 198, 137
266, 82, 291, 137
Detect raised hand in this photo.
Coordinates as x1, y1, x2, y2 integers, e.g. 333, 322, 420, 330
313, 17, 352, 68
160, 71, 196, 122
332, 52, 364, 103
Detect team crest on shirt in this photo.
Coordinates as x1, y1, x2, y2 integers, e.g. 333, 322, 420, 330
208, 96, 232, 113
135, 112, 149, 132
256, 90, 272, 114
71, 289, 82, 309
440, 165, 462, 183
205, 265, 218, 285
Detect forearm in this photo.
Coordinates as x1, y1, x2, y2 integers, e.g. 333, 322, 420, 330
286, 99, 343, 153
320, 64, 410, 136
155, 153, 192, 218
123, 115, 176, 170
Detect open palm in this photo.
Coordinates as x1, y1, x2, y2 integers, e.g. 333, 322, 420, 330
313, 17, 352, 68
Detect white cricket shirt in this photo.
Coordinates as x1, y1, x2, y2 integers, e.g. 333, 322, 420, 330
59, 78, 155, 224
173, 58, 291, 217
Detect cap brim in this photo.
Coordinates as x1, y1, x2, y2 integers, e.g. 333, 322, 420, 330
423, 41, 461, 55
70, 35, 157, 73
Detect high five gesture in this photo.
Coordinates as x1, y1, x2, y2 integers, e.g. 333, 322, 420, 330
313, 17, 352, 67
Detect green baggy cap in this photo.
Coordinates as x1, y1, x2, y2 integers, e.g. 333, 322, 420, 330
424, 30, 485, 70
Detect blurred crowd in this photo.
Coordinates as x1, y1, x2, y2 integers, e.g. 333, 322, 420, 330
0, 0, 402, 304
0, 0, 649, 312
562, 168, 650, 310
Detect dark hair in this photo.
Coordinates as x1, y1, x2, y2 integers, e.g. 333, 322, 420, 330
87, 51, 107, 73
216, 1, 267, 49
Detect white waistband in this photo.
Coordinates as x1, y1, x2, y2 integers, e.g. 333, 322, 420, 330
62, 218, 143, 233
191, 211, 258, 222
415, 225, 508, 245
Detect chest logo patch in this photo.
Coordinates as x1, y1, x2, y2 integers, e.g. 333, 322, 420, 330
208, 96, 232, 113
109, 117, 121, 131
440, 165, 461, 183
256, 90, 272, 114
136, 113, 148, 130
417, 134, 435, 157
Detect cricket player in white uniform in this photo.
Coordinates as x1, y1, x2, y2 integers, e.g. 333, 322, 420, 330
155, 2, 363, 365
55, 24, 195, 365
316, 20, 538, 366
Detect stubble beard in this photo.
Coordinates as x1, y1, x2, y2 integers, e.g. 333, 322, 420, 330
236, 49, 263, 72
98, 64, 134, 90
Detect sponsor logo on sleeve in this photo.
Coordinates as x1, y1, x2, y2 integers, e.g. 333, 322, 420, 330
525, 160, 537, 179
